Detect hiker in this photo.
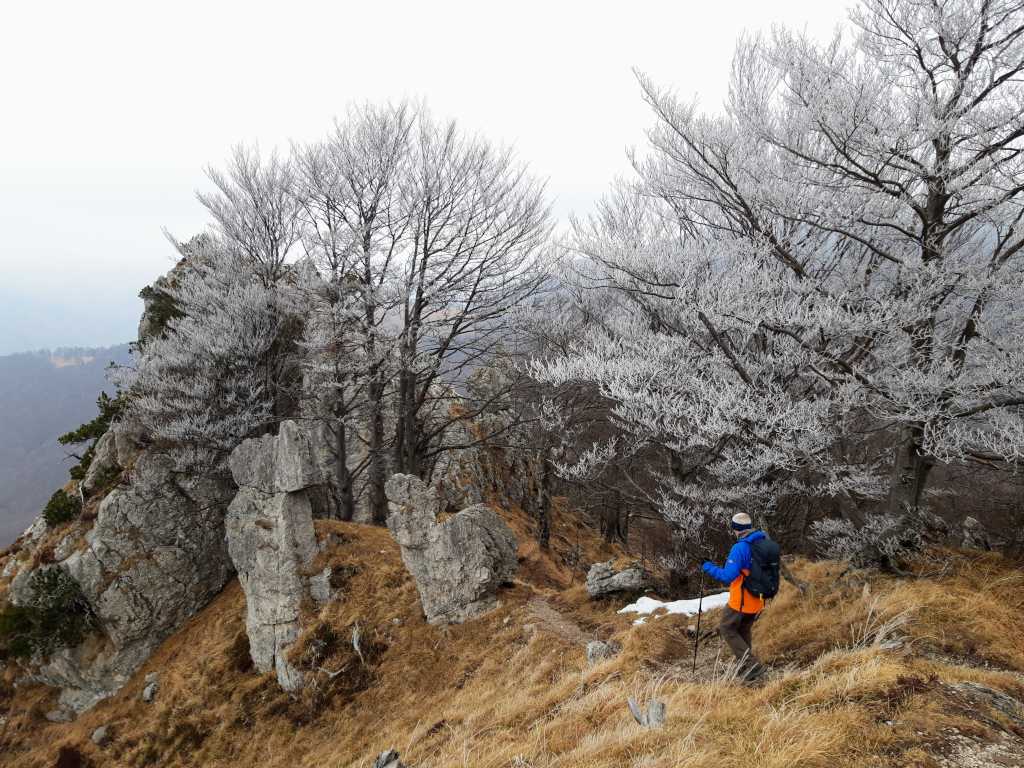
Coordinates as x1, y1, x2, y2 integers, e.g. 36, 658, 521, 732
701, 512, 780, 681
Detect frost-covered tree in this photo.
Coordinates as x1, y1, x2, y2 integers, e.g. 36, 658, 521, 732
392, 113, 552, 480
199, 145, 304, 286
120, 147, 307, 471
294, 102, 414, 523
123, 237, 303, 470
534, 0, 1024, 551
294, 259, 369, 520
294, 103, 552, 521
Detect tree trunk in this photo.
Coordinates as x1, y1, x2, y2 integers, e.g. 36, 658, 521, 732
887, 423, 935, 515
362, 239, 389, 526
334, 418, 355, 522
367, 375, 388, 525
394, 367, 420, 477
537, 453, 552, 550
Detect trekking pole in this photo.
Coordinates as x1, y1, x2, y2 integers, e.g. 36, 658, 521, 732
691, 565, 705, 675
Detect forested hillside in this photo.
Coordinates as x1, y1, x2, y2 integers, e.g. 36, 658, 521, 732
0, 345, 130, 545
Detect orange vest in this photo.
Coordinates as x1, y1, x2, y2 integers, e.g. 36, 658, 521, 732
728, 569, 765, 614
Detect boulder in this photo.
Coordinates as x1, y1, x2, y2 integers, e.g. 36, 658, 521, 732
586, 561, 648, 598
373, 750, 406, 768
90, 725, 111, 747
141, 681, 159, 703
19, 451, 234, 713
225, 420, 328, 692
627, 698, 666, 728
959, 516, 992, 551
385, 474, 517, 625
586, 640, 620, 666
45, 708, 74, 723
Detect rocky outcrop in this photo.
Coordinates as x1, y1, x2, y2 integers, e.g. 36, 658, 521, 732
586, 561, 648, 598
15, 448, 234, 714
431, 412, 539, 515
226, 420, 330, 692
82, 431, 119, 495
385, 474, 517, 625
112, 417, 147, 467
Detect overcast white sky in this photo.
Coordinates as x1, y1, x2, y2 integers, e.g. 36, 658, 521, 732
0, 0, 850, 355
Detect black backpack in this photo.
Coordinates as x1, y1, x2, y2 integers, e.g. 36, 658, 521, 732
744, 535, 781, 600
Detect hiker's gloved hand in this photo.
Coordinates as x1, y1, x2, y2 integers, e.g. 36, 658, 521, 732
701, 560, 714, 573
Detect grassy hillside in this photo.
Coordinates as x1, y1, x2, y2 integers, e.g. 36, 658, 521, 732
2, 502, 1022, 768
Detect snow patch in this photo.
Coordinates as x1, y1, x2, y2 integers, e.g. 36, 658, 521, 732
619, 592, 730, 625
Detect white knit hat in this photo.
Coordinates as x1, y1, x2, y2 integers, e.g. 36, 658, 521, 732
731, 512, 753, 530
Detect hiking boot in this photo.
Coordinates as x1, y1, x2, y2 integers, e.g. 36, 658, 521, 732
741, 661, 767, 684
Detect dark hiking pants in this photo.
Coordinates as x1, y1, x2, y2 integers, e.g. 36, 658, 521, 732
719, 607, 765, 679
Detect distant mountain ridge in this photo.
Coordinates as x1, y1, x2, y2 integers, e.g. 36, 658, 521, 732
0, 343, 132, 546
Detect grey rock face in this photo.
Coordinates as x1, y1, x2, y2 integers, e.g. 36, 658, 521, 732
22, 451, 234, 713
431, 412, 538, 515
21, 516, 47, 545
586, 561, 648, 598
1, 555, 18, 579
226, 420, 326, 692
112, 417, 147, 467
586, 640, 620, 666
229, 420, 321, 495
385, 474, 517, 625
82, 431, 119, 496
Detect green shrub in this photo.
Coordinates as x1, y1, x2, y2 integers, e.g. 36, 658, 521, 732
138, 283, 183, 341
59, 390, 126, 481
42, 489, 81, 527
0, 568, 96, 660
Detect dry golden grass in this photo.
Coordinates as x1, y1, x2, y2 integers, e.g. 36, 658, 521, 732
2, 511, 1023, 768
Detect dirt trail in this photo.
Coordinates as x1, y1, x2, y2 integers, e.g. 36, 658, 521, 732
527, 598, 595, 645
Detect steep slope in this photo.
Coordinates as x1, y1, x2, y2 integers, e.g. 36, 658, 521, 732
2, 501, 1022, 768
0, 345, 131, 546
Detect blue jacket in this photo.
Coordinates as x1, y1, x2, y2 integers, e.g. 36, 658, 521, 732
702, 530, 766, 584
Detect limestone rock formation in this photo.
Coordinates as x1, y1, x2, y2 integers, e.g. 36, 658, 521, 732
112, 417, 147, 467
82, 431, 119, 495
226, 420, 329, 692
431, 412, 538, 515
586, 561, 648, 598
385, 474, 518, 625
228, 420, 321, 495
14, 449, 234, 714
